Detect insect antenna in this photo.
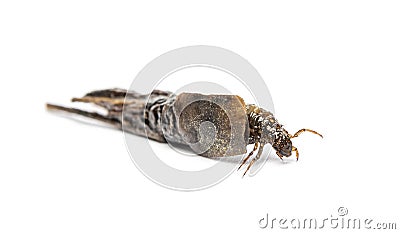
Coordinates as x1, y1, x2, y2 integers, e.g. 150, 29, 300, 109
289, 128, 323, 139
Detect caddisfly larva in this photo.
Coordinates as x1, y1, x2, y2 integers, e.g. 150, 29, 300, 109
47, 88, 322, 176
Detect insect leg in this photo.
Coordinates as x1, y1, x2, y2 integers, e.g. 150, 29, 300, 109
292, 146, 299, 161
238, 142, 259, 170
290, 128, 323, 139
243, 143, 264, 177
276, 151, 284, 161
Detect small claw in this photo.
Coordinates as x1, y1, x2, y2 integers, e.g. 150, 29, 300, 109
242, 166, 250, 177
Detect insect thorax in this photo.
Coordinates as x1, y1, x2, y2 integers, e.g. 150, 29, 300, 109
246, 104, 281, 145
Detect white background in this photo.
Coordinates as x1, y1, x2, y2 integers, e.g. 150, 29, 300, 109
1, 1, 399, 233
